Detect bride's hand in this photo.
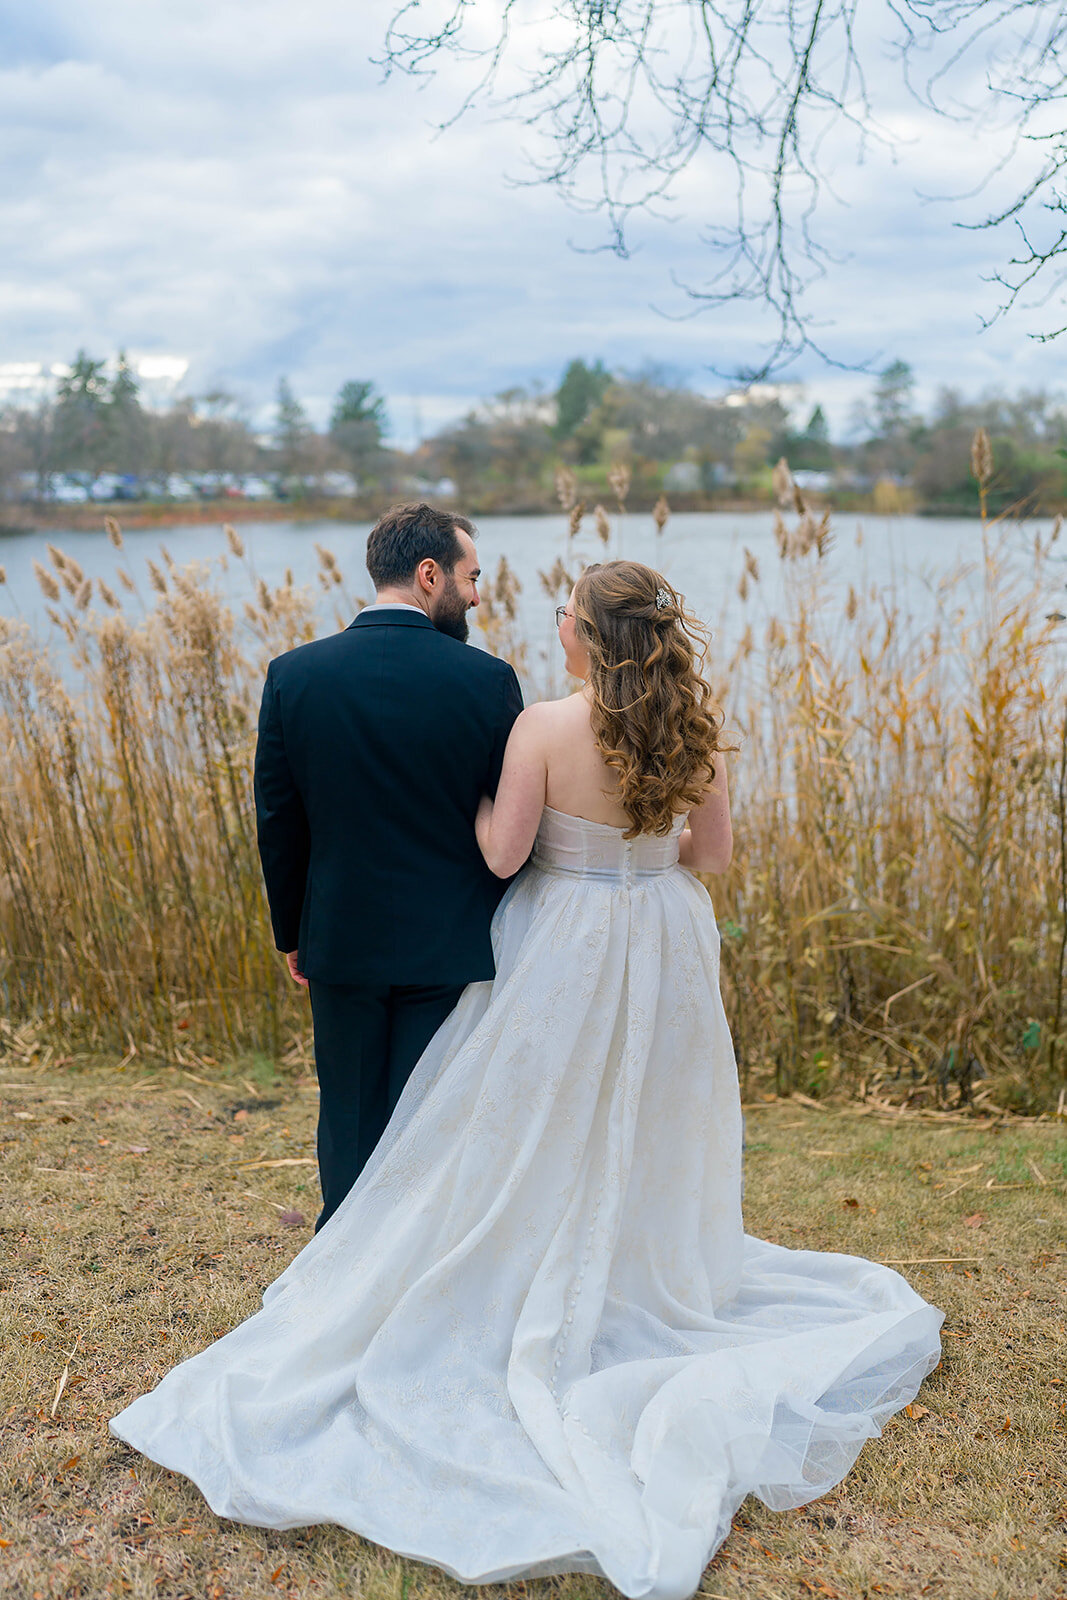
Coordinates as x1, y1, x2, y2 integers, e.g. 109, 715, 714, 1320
285, 951, 309, 988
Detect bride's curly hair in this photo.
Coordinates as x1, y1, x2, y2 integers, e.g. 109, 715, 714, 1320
573, 560, 729, 839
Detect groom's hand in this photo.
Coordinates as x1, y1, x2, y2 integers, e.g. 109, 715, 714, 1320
285, 951, 309, 988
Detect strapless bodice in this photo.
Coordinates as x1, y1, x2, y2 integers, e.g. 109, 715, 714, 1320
531, 804, 684, 881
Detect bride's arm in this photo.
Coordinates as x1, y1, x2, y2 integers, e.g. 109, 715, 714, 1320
678, 755, 732, 874
476, 706, 549, 877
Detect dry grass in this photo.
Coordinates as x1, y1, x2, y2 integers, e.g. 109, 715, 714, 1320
1, 1064, 1064, 1600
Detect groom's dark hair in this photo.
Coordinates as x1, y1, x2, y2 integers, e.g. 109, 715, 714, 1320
366, 502, 476, 590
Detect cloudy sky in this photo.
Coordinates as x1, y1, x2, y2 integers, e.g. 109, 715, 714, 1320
0, 0, 1062, 444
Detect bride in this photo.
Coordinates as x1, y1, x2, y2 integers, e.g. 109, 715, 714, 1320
111, 559, 943, 1600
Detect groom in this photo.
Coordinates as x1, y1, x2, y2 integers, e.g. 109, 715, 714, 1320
254, 502, 524, 1229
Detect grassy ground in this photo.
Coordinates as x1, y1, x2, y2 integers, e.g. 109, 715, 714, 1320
1, 1062, 1064, 1600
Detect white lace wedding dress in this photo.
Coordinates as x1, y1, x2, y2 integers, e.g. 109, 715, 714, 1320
111, 807, 943, 1600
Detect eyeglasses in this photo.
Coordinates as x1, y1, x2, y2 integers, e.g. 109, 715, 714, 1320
555, 606, 573, 626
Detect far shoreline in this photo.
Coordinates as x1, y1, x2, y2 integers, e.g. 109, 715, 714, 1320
0, 490, 1053, 536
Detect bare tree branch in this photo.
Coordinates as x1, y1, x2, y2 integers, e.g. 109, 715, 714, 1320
376, 1, 1067, 376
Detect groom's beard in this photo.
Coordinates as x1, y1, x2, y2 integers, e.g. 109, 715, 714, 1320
431, 575, 470, 643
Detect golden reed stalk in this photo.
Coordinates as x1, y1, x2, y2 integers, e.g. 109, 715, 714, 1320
0, 472, 1064, 1111
705, 482, 1066, 1115
0, 540, 319, 1067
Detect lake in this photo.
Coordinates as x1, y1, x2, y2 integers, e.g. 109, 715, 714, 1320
2, 509, 1062, 695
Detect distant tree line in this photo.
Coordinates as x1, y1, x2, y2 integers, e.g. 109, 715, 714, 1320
0, 356, 393, 503
1, 350, 1065, 514
414, 357, 1067, 514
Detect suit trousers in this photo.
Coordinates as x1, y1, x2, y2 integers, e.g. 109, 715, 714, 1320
307, 979, 465, 1230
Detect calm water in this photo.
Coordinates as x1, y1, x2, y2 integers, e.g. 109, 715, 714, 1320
2, 510, 1062, 695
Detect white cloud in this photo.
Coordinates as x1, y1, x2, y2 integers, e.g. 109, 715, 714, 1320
0, 0, 1061, 443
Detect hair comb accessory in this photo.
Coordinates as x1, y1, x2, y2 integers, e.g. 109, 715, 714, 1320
655, 587, 671, 610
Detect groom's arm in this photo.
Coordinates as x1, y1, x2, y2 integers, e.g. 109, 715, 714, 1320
486, 662, 524, 797
253, 663, 311, 954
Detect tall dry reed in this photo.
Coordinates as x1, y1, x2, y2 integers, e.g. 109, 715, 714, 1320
706, 487, 1067, 1114
0, 464, 1064, 1112
0, 526, 320, 1064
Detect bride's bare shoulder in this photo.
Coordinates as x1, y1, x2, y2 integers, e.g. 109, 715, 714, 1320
512, 693, 587, 745
521, 691, 588, 722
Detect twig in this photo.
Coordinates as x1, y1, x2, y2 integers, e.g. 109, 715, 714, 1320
882, 1257, 982, 1265
882, 971, 936, 1026
241, 1189, 286, 1212
237, 1157, 315, 1170
50, 1335, 81, 1418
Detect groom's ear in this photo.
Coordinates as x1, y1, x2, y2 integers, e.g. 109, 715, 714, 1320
415, 557, 439, 594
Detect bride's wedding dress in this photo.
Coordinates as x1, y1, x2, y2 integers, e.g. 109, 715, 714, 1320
111, 807, 943, 1600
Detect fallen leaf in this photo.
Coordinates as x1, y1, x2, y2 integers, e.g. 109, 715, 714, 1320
963, 1212, 985, 1228
126, 1145, 149, 1154
1000, 1415, 1011, 1432
843, 1197, 859, 1209
904, 1403, 930, 1420
279, 1210, 306, 1228
233, 1108, 249, 1123
271, 1566, 285, 1584
57, 1455, 81, 1473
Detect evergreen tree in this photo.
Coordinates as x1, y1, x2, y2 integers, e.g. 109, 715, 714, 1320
331, 380, 386, 433
873, 361, 916, 441
109, 351, 147, 475
804, 404, 829, 445
53, 350, 110, 474
275, 376, 312, 479
554, 359, 611, 441
56, 351, 108, 407
789, 402, 832, 470
329, 380, 387, 484
110, 350, 141, 411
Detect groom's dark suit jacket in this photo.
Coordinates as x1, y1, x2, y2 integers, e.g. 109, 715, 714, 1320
254, 609, 524, 988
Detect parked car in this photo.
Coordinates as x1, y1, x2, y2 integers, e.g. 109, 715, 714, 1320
48, 477, 90, 504
319, 470, 360, 497
792, 470, 836, 493
240, 476, 275, 500
164, 475, 199, 501
88, 473, 142, 502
